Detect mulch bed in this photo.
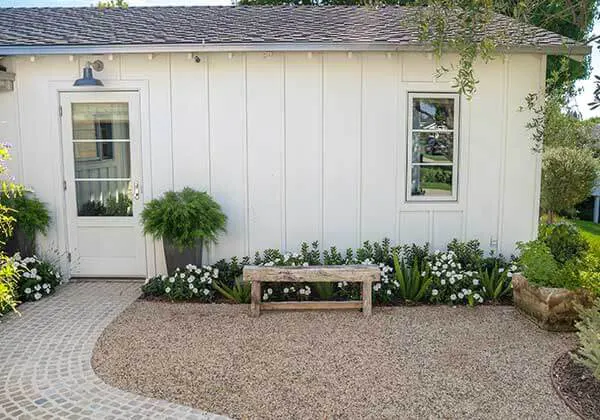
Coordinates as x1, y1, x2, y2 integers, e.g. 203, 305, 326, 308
552, 352, 600, 420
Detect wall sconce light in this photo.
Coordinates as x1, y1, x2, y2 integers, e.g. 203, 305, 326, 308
73, 60, 104, 87
0, 70, 15, 91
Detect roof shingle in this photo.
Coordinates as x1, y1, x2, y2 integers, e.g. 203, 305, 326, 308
0, 6, 589, 55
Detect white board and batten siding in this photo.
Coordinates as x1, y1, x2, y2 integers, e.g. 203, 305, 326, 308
0, 51, 545, 276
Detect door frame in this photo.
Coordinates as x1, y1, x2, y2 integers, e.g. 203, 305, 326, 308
50, 80, 156, 279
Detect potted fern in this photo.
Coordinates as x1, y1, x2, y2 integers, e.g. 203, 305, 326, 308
0, 191, 50, 256
141, 188, 226, 273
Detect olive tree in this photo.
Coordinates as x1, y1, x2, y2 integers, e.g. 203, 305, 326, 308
541, 146, 599, 223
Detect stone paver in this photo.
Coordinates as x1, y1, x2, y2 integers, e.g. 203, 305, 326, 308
0, 281, 224, 420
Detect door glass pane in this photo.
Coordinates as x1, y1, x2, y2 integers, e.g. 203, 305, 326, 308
74, 142, 131, 179
412, 98, 455, 130
72, 103, 130, 140
412, 132, 453, 163
411, 165, 453, 197
75, 180, 132, 216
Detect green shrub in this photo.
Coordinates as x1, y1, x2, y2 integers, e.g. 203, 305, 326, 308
572, 298, 600, 380
0, 191, 50, 242
141, 188, 227, 250
0, 255, 19, 315
517, 240, 561, 287
539, 222, 588, 264
447, 239, 484, 270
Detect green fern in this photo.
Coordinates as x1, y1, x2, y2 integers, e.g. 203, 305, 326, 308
392, 253, 431, 303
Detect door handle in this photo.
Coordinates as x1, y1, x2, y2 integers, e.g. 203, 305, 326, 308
133, 181, 140, 200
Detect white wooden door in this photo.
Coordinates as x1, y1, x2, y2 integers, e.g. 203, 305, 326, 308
60, 91, 147, 277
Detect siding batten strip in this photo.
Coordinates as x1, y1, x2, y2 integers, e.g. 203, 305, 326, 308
243, 53, 250, 257
205, 55, 213, 263
497, 55, 510, 253
358, 53, 364, 247
281, 54, 287, 252
168, 53, 175, 190
320, 53, 325, 251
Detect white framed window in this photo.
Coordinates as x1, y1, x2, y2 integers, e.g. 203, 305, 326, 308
407, 92, 460, 201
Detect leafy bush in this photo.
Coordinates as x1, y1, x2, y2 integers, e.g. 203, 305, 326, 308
0, 191, 50, 242
0, 255, 19, 315
517, 240, 561, 287
142, 264, 218, 301
541, 147, 598, 222
572, 298, 600, 380
13, 253, 62, 302
141, 188, 227, 250
539, 222, 588, 264
447, 238, 484, 270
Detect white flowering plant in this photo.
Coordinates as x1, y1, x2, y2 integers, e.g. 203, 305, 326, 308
13, 253, 62, 302
142, 264, 218, 302
428, 250, 484, 306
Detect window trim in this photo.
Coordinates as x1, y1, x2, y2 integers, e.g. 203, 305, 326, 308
406, 92, 460, 202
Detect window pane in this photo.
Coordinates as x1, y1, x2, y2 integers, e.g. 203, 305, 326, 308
76, 180, 132, 216
412, 132, 453, 164
72, 103, 130, 140
74, 142, 131, 179
412, 98, 455, 130
411, 165, 453, 197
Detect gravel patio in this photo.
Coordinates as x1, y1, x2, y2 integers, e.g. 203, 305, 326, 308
92, 301, 577, 419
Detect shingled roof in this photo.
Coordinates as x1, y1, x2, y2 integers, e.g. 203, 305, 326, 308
0, 6, 590, 56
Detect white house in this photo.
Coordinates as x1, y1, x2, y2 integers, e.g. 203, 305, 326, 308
0, 6, 590, 278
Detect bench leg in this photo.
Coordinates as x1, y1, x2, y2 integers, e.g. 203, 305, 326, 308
362, 280, 372, 316
250, 280, 261, 317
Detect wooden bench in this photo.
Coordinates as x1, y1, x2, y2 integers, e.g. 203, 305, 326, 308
243, 265, 380, 317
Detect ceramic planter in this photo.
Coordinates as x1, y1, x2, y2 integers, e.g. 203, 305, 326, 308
163, 239, 203, 274
512, 273, 593, 332
4, 227, 35, 257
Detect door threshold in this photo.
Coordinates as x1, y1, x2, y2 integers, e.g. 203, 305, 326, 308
69, 277, 145, 283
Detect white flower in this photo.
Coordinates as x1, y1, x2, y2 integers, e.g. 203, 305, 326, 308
161, 274, 168, 280
189, 283, 194, 290
373, 283, 381, 291
441, 279, 446, 285
450, 294, 457, 301
34, 284, 41, 291
449, 278, 455, 285
478, 297, 484, 303
169, 277, 175, 283
302, 262, 309, 267
34, 292, 42, 300
498, 268, 505, 273
193, 288, 198, 294
465, 289, 472, 295
299, 289, 305, 295
507, 272, 513, 278
263, 293, 269, 300
473, 293, 481, 300
45, 288, 51, 294
55, 272, 61, 279
337, 282, 343, 288
283, 287, 289, 293
267, 288, 273, 295
24, 288, 31, 294
510, 265, 517, 272
213, 268, 219, 276
431, 289, 439, 296
203, 289, 210, 295
290, 286, 295, 292
386, 289, 391, 295
458, 292, 464, 299
144, 278, 150, 285
180, 273, 185, 278
305, 286, 311, 294
30, 268, 37, 276
472, 279, 479, 286
456, 274, 463, 280
165, 287, 171, 293
421, 271, 426, 277
442, 264, 448, 269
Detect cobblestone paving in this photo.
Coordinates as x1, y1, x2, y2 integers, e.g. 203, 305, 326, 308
0, 281, 223, 420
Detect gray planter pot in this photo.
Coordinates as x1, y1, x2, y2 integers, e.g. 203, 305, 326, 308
163, 239, 203, 274
4, 227, 35, 257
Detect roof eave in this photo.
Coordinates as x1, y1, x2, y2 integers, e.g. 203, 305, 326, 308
0, 42, 591, 58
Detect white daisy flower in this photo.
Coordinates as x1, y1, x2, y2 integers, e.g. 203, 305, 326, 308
24, 288, 31, 294
203, 289, 210, 295
431, 289, 439, 296
267, 288, 273, 295
450, 294, 457, 300
34, 292, 42, 300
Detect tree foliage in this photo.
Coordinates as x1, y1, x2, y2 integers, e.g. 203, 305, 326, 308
541, 146, 598, 221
